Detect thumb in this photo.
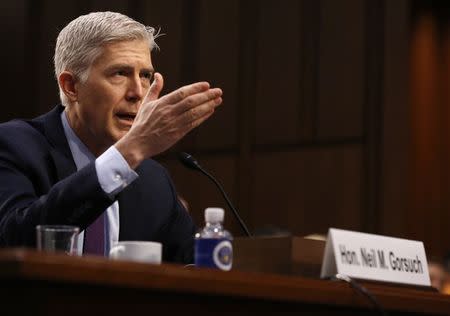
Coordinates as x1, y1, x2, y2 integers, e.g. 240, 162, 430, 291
146, 72, 164, 101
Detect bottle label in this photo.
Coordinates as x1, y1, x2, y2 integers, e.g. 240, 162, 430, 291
195, 238, 233, 271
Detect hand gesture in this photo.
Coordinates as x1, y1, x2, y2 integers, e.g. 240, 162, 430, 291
116, 73, 223, 168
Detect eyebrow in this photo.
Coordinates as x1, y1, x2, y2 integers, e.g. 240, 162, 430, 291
106, 64, 154, 73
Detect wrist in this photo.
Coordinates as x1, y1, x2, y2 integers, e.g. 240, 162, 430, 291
114, 139, 145, 169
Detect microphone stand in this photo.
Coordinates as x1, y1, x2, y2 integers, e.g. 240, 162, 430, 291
197, 166, 252, 238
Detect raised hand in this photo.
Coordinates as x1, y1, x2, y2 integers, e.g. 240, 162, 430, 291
115, 73, 223, 169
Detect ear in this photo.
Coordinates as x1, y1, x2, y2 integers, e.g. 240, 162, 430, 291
58, 71, 79, 103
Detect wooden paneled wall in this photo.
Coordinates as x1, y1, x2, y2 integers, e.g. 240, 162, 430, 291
1, 0, 449, 258
407, 0, 450, 258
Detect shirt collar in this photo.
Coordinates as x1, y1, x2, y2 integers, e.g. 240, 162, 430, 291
60, 110, 95, 170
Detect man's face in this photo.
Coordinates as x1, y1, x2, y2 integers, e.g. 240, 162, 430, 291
66, 39, 154, 156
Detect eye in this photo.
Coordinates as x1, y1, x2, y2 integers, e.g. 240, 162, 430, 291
141, 71, 153, 81
115, 70, 127, 76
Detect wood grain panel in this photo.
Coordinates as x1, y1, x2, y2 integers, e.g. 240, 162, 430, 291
440, 22, 450, 258
410, 13, 443, 256
316, 0, 364, 140
235, 0, 260, 228
435, 14, 450, 259
380, 0, 411, 239
1, 1, 28, 121
251, 147, 363, 236
193, 0, 239, 150
298, 0, 321, 141
409, 4, 450, 257
361, 0, 384, 234
254, 0, 301, 145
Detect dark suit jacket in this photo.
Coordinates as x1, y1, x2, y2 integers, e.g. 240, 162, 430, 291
0, 105, 195, 263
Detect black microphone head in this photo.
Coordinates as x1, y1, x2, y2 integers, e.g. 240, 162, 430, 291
178, 152, 201, 171
177, 151, 252, 237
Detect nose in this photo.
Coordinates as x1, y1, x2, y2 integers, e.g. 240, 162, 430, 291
125, 75, 144, 103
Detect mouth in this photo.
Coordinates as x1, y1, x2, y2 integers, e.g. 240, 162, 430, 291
115, 112, 137, 126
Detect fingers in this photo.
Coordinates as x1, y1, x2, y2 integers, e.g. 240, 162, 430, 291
156, 81, 222, 128
146, 72, 164, 101
169, 107, 215, 143
159, 81, 211, 104
138, 80, 222, 155
189, 107, 215, 129
172, 97, 221, 129
172, 88, 223, 116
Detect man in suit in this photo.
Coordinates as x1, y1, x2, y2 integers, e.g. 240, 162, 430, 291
0, 11, 223, 263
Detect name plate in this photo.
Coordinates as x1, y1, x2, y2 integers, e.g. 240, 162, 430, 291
320, 228, 430, 286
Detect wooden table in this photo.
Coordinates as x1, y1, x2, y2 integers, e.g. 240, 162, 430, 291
0, 248, 449, 315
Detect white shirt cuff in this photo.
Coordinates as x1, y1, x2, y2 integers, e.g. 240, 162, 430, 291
95, 146, 139, 196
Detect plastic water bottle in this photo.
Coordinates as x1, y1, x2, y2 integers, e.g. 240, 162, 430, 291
194, 207, 233, 271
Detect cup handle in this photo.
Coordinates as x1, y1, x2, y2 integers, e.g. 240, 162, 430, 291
109, 245, 125, 259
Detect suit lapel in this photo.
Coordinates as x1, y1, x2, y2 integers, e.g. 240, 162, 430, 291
40, 105, 77, 181
49, 149, 77, 180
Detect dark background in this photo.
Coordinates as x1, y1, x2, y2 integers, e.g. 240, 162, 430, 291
1, 0, 449, 259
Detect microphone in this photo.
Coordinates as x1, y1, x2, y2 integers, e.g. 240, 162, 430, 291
178, 152, 252, 237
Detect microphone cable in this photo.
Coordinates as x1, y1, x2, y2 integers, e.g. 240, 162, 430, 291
333, 274, 388, 316
178, 152, 252, 237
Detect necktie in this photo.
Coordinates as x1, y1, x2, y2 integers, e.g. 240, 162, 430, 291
84, 213, 105, 255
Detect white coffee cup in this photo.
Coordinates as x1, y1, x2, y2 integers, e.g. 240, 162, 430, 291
109, 241, 162, 264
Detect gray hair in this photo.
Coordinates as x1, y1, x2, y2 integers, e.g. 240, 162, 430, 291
54, 11, 159, 106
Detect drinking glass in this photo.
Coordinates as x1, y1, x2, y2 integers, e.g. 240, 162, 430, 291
36, 225, 79, 255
